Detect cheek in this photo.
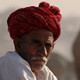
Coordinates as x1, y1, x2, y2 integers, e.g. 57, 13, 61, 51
25, 45, 37, 56
20, 46, 37, 62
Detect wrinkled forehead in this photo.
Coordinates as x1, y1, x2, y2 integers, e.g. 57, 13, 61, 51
22, 29, 54, 42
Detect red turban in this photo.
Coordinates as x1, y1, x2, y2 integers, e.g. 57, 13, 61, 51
7, 2, 62, 41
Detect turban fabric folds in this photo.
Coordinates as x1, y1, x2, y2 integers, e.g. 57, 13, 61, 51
7, 2, 62, 41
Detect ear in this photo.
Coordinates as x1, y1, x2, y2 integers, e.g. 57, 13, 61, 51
13, 38, 22, 53
52, 42, 55, 49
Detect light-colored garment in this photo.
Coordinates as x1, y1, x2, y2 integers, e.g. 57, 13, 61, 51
0, 52, 58, 80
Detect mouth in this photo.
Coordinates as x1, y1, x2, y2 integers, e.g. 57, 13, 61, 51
31, 57, 47, 63
32, 59, 46, 63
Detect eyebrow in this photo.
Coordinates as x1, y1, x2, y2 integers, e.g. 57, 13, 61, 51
32, 39, 41, 44
32, 39, 53, 45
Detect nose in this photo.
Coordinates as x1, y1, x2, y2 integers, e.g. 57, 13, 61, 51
38, 45, 47, 56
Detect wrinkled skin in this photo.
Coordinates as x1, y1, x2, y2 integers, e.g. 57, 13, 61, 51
14, 29, 54, 72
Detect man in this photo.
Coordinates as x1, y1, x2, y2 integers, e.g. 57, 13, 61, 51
0, 2, 62, 80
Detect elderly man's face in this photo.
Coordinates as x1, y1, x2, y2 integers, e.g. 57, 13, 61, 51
16, 29, 54, 72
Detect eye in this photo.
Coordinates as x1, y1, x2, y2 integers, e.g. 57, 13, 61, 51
45, 43, 52, 47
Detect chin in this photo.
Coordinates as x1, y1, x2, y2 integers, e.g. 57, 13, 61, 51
31, 62, 46, 72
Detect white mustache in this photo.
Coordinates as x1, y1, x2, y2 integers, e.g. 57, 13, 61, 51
31, 56, 47, 62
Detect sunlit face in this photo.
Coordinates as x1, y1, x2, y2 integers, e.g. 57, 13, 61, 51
16, 29, 54, 72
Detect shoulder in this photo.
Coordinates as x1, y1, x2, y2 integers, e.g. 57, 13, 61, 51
0, 53, 9, 78
0, 52, 13, 64
0, 55, 7, 65
0, 52, 11, 69
0, 51, 20, 70
0, 52, 36, 80
43, 66, 58, 80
